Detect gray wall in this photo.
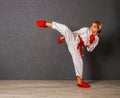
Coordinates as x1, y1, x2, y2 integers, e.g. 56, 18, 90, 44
0, 0, 119, 80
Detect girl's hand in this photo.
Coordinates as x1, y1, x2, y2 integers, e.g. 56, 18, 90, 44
87, 42, 92, 48
57, 35, 65, 44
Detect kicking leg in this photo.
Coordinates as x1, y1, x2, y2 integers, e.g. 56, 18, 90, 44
46, 22, 65, 44
36, 20, 74, 43
46, 22, 53, 28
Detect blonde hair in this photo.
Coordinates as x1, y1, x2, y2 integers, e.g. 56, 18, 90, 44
92, 21, 102, 33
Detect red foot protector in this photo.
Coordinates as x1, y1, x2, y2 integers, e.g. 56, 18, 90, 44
36, 20, 47, 28
77, 81, 90, 88
57, 36, 64, 44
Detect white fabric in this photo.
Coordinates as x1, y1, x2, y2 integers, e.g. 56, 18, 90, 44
52, 22, 99, 78
73, 27, 99, 50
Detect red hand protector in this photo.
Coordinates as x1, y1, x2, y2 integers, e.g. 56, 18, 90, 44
57, 35, 64, 44
90, 34, 95, 44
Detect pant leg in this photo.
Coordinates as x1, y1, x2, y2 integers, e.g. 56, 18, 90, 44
52, 21, 83, 78
52, 22, 74, 44
68, 44, 83, 78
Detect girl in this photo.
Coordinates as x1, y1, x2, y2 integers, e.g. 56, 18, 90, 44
36, 20, 102, 88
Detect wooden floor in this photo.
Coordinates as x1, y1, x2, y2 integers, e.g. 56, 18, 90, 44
0, 80, 119, 98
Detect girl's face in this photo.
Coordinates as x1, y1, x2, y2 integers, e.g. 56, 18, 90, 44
90, 23, 99, 35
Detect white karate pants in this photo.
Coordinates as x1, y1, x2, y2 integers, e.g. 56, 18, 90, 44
52, 22, 83, 78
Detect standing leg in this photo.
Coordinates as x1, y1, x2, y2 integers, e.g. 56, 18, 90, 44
69, 49, 90, 88
68, 47, 83, 81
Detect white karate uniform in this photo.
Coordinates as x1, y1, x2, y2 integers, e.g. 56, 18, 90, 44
52, 22, 99, 78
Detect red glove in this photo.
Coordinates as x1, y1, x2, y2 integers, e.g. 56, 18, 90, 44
36, 20, 47, 28
89, 34, 95, 44
57, 35, 64, 44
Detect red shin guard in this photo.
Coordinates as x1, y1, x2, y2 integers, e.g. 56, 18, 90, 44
77, 81, 90, 88
36, 20, 47, 28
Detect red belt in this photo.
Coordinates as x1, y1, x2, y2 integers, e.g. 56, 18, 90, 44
77, 35, 84, 57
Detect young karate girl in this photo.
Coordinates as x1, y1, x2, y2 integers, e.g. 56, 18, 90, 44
36, 20, 102, 88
